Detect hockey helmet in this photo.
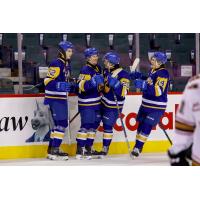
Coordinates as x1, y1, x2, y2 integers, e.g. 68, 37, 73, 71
153, 52, 167, 64
84, 47, 99, 58
103, 52, 120, 65
58, 41, 74, 52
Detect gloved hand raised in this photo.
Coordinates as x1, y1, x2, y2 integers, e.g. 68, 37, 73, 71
56, 82, 71, 92
129, 71, 142, 80
134, 79, 147, 90
107, 75, 121, 89
90, 74, 104, 88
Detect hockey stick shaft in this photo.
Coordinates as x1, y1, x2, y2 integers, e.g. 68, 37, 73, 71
69, 111, 80, 124
129, 58, 140, 92
107, 65, 131, 155
112, 90, 132, 155
159, 123, 173, 145
67, 92, 72, 145
66, 67, 72, 145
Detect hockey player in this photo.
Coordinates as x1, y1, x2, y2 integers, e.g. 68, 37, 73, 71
76, 47, 104, 159
44, 41, 74, 160
93, 52, 130, 157
130, 52, 170, 157
168, 75, 200, 166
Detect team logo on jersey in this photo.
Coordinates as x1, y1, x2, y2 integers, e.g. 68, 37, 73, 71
49, 69, 56, 76
147, 77, 153, 85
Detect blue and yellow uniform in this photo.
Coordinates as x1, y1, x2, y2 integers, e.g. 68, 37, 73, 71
101, 66, 130, 149
102, 67, 130, 110
141, 67, 169, 110
78, 63, 102, 110
76, 48, 104, 157
43, 41, 74, 159
44, 58, 70, 103
130, 52, 170, 156
44, 57, 70, 149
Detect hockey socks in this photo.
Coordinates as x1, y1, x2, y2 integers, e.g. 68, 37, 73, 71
85, 130, 96, 147
103, 132, 113, 147
76, 128, 88, 147
134, 123, 153, 150
51, 127, 65, 148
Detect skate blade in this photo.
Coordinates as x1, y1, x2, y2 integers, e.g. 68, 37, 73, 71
130, 153, 140, 159
47, 154, 57, 160
85, 155, 92, 160
76, 155, 92, 160
91, 155, 104, 159
59, 156, 69, 161
76, 155, 84, 160
47, 155, 69, 161
130, 154, 135, 159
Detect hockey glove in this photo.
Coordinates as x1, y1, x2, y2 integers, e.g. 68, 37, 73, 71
107, 75, 121, 89
56, 82, 71, 92
91, 74, 104, 88
69, 81, 78, 93
130, 71, 142, 80
134, 79, 147, 91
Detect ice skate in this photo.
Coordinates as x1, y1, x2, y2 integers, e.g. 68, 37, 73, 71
130, 147, 141, 158
76, 145, 92, 160
47, 147, 69, 161
92, 146, 109, 159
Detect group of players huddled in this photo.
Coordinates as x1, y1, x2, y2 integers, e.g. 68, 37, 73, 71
43, 41, 199, 166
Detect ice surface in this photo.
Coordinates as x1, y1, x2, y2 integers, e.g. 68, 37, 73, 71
0, 153, 169, 166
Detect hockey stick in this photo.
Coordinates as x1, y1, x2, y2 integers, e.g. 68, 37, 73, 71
66, 68, 72, 145
112, 89, 132, 156
129, 58, 140, 92
129, 58, 140, 73
66, 96, 72, 144
69, 111, 80, 124
159, 122, 173, 145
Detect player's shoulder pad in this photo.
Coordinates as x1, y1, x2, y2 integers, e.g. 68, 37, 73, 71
118, 68, 130, 80
80, 65, 92, 74
49, 59, 62, 68
157, 68, 170, 78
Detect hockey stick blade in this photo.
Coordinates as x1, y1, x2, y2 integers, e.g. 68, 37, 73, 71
130, 58, 140, 72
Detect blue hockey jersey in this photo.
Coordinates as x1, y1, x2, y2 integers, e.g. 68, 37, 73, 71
101, 67, 130, 110
142, 66, 170, 110
77, 63, 102, 110
44, 58, 70, 104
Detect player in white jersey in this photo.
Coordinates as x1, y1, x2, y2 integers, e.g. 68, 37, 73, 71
168, 75, 200, 166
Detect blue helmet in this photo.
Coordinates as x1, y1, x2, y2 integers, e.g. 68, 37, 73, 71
84, 47, 98, 58
103, 52, 120, 65
153, 52, 167, 64
58, 41, 74, 52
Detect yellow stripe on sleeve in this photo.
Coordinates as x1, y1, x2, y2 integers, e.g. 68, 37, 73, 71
79, 80, 86, 92
120, 78, 130, 97
155, 85, 162, 97
47, 67, 60, 79
44, 78, 54, 86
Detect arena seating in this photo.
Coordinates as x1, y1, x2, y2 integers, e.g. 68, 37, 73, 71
0, 33, 198, 93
